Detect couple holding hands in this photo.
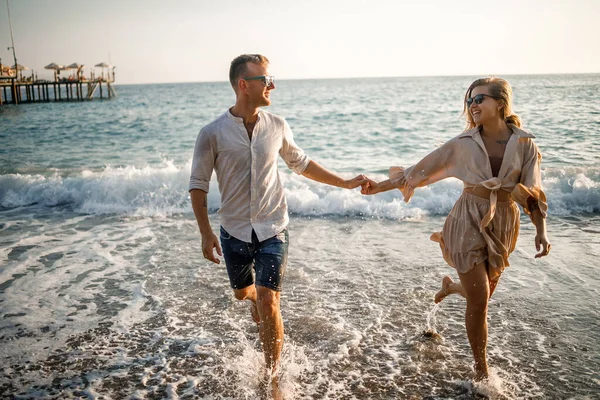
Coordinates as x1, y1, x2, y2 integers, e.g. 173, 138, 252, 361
189, 54, 551, 394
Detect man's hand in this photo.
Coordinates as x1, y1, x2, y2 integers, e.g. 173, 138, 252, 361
202, 232, 222, 264
301, 161, 368, 189
343, 174, 368, 189
361, 177, 380, 195
534, 231, 551, 258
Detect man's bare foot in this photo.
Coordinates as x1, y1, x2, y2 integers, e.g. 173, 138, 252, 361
474, 369, 489, 382
250, 301, 260, 325
260, 370, 283, 400
270, 375, 283, 400
434, 276, 454, 304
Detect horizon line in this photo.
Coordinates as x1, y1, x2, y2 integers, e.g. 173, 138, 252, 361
115, 71, 600, 86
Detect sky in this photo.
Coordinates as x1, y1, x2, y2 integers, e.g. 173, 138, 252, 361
1, 0, 599, 84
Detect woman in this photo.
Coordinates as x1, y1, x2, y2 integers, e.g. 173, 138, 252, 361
362, 77, 551, 380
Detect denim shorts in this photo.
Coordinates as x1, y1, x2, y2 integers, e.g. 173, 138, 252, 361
219, 226, 289, 292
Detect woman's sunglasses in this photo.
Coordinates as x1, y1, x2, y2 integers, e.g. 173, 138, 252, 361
244, 75, 275, 87
465, 93, 496, 106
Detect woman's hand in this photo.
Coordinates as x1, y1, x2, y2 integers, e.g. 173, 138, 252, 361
534, 231, 551, 258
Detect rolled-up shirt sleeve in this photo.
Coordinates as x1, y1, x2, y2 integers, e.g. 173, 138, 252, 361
280, 120, 311, 174
189, 128, 215, 193
511, 140, 548, 218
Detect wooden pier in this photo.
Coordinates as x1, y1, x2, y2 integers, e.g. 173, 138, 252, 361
0, 1, 117, 106
0, 76, 117, 105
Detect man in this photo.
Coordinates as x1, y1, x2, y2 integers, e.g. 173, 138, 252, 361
189, 54, 365, 392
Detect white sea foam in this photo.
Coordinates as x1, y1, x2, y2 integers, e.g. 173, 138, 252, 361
0, 212, 595, 398
0, 216, 159, 362
1, 161, 599, 218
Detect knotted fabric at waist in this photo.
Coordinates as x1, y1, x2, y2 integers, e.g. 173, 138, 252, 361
463, 186, 512, 202
464, 178, 513, 233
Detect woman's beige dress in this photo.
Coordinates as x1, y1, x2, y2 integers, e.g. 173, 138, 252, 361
390, 124, 548, 280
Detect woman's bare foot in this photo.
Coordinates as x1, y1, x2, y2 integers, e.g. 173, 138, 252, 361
434, 276, 454, 304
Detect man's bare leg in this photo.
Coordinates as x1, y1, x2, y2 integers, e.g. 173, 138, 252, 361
256, 285, 284, 398
435, 275, 466, 303
234, 285, 260, 324
458, 262, 490, 381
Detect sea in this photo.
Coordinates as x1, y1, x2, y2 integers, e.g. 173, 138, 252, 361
0, 75, 599, 399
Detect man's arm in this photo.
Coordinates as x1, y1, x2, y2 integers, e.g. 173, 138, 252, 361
279, 120, 365, 189
190, 189, 222, 264
301, 160, 367, 189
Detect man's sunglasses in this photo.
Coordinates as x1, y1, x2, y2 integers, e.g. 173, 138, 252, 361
244, 75, 275, 87
465, 93, 497, 107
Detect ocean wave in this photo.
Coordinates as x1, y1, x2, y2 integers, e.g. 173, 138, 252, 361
0, 162, 599, 218
0, 161, 193, 217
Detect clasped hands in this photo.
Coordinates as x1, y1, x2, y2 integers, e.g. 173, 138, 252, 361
345, 175, 384, 195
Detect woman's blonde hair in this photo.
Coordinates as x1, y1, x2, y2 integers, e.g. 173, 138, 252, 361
462, 76, 522, 131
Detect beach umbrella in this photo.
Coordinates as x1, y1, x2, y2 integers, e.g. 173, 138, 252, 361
44, 62, 63, 69
67, 62, 85, 71
67, 63, 85, 80
45, 63, 64, 81
12, 64, 29, 80
95, 62, 111, 80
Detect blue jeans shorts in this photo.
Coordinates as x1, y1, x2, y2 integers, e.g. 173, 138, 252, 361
220, 226, 289, 292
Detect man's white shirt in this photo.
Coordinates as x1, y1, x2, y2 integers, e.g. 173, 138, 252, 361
189, 109, 311, 242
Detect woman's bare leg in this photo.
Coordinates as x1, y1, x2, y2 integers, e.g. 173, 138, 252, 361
458, 262, 490, 381
489, 277, 500, 298
435, 275, 466, 303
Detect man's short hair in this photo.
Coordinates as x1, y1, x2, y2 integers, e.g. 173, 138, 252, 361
229, 54, 269, 89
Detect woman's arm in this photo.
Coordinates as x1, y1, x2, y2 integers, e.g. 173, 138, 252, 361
515, 141, 551, 258
361, 178, 395, 195
363, 147, 449, 198
529, 198, 551, 258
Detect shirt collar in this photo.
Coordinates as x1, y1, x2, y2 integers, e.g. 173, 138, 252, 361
226, 107, 263, 125
458, 124, 536, 139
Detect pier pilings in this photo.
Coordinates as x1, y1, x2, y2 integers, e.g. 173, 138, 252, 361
0, 78, 116, 105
